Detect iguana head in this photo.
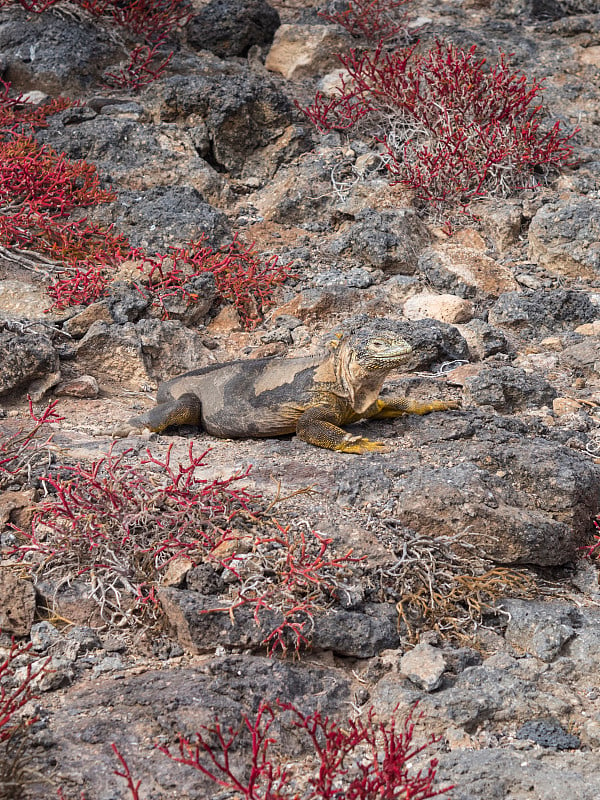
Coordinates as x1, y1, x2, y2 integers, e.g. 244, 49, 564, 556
346, 330, 413, 371
328, 328, 413, 411
330, 329, 413, 371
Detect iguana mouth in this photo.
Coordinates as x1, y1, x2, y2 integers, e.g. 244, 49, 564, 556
377, 344, 412, 359
368, 341, 413, 366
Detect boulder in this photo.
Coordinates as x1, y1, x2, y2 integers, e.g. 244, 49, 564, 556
528, 197, 600, 279
266, 23, 351, 79
0, 330, 58, 397
188, 0, 280, 58
403, 293, 474, 324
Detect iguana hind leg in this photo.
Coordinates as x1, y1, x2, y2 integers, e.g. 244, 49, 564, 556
128, 393, 202, 434
296, 405, 388, 454
369, 397, 461, 419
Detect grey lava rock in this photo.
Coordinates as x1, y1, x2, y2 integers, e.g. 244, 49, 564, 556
154, 63, 297, 178
107, 281, 150, 324
463, 365, 557, 411
516, 718, 581, 749
528, 197, 600, 279
488, 289, 598, 332
333, 208, 430, 275
459, 319, 509, 360
436, 749, 600, 800
187, 0, 281, 58
0, 8, 118, 92
559, 337, 600, 377
136, 318, 216, 380
30, 621, 61, 653
32, 657, 350, 798
498, 599, 579, 661
311, 604, 400, 657
333, 420, 600, 566
418, 248, 475, 298
186, 563, 225, 594
160, 588, 398, 657
159, 588, 288, 653
0, 330, 58, 397
36, 110, 226, 208
96, 186, 231, 251
313, 267, 375, 289
493, 0, 599, 19
149, 272, 217, 326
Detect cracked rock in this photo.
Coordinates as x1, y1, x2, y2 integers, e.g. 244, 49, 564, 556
400, 643, 446, 692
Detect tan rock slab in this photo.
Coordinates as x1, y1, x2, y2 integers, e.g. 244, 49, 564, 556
76, 321, 149, 390
403, 293, 474, 324
318, 67, 352, 96
0, 488, 36, 527
451, 228, 486, 250
580, 45, 600, 67
400, 643, 446, 692
55, 375, 100, 398
64, 302, 113, 338
0, 280, 68, 323
266, 24, 350, 80
553, 397, 586, 416
444, 363, 484, 386
207, 304, 242, 333
575, 321, 600, 336
161, 557, 194, 588
428, 243, 519, 296
527, 199, 600, 280
0, 566, 36, 636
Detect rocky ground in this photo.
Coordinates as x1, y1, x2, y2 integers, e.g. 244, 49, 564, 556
1, 0, 600, 797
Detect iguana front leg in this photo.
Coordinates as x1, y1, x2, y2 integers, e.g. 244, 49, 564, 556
296, 404, 388, 454
367, 397, 461, 419
113, 393, 202, 436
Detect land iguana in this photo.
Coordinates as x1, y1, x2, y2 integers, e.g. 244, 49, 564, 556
119, 325, 460, 453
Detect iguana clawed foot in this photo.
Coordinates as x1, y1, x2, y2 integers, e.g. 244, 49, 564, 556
334, 433, 390, 454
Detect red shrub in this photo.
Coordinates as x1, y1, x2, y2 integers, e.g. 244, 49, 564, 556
0, 0, 192, 42
11, 443, 355, 652
298, 40, 576, 215
0, 83, 291, 325
111, 744, 143, 800
211, 520, 361, 655
0, 80, 72, 136
0, 81, 129, 288
0, 639, 47, 745
132, 236, 294, 328
583, 516, 600, 559
48, 236, 293, 327
0, 135, 127, 264
159, 701, 452, 799
103, 43, 174, 90
319, 0, 412, 44
0, 398, 63, 490
0, 0, 192, 93
11, 444, 257, 623
60, 703, 453, 799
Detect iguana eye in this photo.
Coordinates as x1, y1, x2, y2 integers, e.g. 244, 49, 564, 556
369, 339, 387, 350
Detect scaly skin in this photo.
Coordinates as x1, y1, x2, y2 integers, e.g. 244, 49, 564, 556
117, 325, 461, 452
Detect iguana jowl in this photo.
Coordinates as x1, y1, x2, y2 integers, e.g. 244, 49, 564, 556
124, 326, 460, 453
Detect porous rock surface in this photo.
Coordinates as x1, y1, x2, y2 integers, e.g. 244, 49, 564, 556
1, 0, 600, 798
